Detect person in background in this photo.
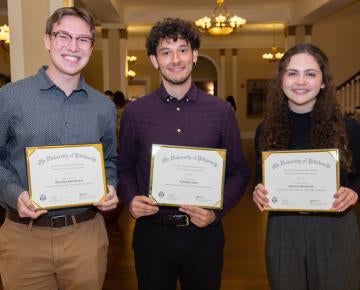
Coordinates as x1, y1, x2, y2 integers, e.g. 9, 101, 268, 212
113, 90, 126, 142
226, 95, 237, 111
0, 7, 118, 290
252, 43, 360, 290
117, 18, 250, 290
104, 89, 114, 101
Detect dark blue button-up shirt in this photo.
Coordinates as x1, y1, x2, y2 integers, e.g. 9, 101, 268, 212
117, 83, 250, 219
0, 67, 117, 215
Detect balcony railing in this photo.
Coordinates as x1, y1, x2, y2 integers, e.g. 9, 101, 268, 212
336, 70, 360, 115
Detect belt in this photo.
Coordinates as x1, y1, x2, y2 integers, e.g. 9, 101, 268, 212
142, 214, 190, 227
270, 209, 349, 217
7, 209, 97, 228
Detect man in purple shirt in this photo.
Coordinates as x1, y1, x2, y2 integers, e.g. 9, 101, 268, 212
117, 18, 249, 290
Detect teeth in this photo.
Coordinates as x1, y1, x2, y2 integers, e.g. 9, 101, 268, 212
293, 89, 308, 94
63, 55, 79, 61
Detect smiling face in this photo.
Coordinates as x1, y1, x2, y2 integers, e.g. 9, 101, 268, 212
44, 15, 93, 81
282, 53, 325, 113
150, 37, 198, 90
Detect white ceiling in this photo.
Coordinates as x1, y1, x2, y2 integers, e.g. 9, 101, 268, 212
74, 0, 359, 34
0, 0, 356, 35
78, 0, 356, 31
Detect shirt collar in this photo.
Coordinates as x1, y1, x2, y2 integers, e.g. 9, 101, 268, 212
38, 66, 89, 96
159, 82, 199, 104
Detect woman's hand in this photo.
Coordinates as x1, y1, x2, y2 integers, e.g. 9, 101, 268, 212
332, 186, 358, 212
252, 183, 269, 211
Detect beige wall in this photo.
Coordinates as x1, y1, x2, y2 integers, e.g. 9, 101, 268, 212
128, 49, 160, 92
83, 50, 104, 92
0, 15, 10, 76
312, 0, 360, 85
0, 48, 10, 76
235, 48, 277, 133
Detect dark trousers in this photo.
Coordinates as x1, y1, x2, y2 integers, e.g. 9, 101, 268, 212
132, 219, 225, 290
266, 210, 360, 290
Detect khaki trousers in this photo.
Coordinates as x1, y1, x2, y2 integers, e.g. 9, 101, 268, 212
0, 213, 108, 290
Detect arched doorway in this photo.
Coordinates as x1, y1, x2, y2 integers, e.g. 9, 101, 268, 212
193, 55, 218, 96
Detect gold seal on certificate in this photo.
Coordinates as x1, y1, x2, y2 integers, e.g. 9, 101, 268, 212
26, 144, 107, 209
262, 149, 339, 212
149, 144, 226, 209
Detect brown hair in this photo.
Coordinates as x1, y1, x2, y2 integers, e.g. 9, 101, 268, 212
45, 7, 95, 39
260, 43, 351, 171
146, 18, 200, 56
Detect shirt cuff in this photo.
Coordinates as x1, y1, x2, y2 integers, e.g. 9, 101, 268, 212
3, 183, 25, 210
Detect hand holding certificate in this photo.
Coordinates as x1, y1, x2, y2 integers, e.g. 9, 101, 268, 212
26, 144, 107, 209
149, 145, 226, 209
262, 149, 339, 211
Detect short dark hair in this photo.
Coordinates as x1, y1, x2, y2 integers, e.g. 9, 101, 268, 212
146, 18, 200, 56
104, 90, 113, 96
113, 90, 126, 108
45, 7, 96, 39
226, 95, 237, 111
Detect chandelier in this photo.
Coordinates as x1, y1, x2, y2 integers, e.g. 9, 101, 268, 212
195, 0, 246, 36
0, 25, 10, 50
262, 26, 284, 61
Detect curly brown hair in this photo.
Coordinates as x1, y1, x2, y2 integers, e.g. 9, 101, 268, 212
260, 43, 351, 171
146, 18, 200, 56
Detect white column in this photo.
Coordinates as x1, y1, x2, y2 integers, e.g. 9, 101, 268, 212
7, 0, 25, 80
101, 28, 110, 91
304, 25, 312, 43
101, 23, 127, 93
8, 0, 69, 81
285, 25, 296, 50
231, 49, 238, 98
119, 28, 127, 94
219, 49, 226, 99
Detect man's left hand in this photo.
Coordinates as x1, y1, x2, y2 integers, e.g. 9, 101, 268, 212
94, 185, 119, 211
179, 205, 215, 228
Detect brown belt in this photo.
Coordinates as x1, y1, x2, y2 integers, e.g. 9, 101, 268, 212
7, 209, 97, 228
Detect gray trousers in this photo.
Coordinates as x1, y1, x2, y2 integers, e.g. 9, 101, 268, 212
266, 210, 360, 290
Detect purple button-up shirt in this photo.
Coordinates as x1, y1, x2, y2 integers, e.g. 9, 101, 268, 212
117, 83, 250, 219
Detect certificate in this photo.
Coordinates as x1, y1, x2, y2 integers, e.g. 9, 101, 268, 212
262, 149, 339, 211
149, 144, 226, 209
26, 144, 107, 209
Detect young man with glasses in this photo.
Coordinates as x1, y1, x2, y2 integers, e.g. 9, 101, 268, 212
117, 18, 250, 290
0, 7, 118, 290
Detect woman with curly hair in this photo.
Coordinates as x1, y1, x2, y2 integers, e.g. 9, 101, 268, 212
253, 43, 360, 290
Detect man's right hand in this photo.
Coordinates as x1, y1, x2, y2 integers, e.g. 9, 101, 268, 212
129, 195, 159, 219
17, 191, 48, 219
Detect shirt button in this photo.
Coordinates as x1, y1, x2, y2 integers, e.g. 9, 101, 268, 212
65, 122, 69, 128
186, 98, 189, 102
166, 98, 170, 102
176, 107, 180, 111
177, 128, 182, 133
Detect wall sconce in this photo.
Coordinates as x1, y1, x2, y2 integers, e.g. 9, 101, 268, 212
0, 24, 10, 51
126, 69, 136, 80
126, 55, 137, 80
127, 55, 137, 64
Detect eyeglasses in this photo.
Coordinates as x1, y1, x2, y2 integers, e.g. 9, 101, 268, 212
49, 31, 94, 50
